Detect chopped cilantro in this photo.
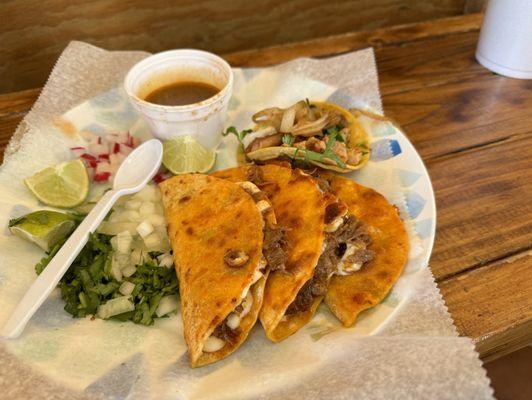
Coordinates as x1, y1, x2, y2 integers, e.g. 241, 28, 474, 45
282, 134, 295, 146
222, 126, 252, 153
35, 232, 179, 325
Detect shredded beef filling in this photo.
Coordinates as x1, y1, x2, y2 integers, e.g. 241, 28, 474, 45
285, 215, 375, 315
213, 320, 239, 343
247, 164, 264, 186
263, 225, 287, 272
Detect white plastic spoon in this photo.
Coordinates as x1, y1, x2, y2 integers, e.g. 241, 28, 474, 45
2, 139, 163, 339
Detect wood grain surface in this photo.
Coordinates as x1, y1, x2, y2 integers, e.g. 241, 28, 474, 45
0, 14, 530, 361
1, 0, 472, 93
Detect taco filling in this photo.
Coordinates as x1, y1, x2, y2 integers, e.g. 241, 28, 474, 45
203, 181, 286, 353
224, 100, 370, 172
286, 200, 375, 315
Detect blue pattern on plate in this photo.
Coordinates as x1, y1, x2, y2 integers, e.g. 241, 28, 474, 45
370, 139, 402, 161
415, 219, 433, 239
405, 191, 426, 219
396, 169, 422, 187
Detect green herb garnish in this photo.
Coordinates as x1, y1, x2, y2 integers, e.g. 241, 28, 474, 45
282, 134, 295, 146
287, 126, 346, 168
223, 126, 252, 152
35, 232, 179, 325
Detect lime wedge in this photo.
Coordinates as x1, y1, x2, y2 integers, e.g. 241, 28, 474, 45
24, 159, 89, 208
9, 210, 77, 251
162, 136, 216, 174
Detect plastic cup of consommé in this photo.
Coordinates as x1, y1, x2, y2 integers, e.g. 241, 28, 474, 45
124, 49, 233, 149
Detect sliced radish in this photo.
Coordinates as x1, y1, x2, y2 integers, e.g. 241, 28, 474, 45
94, 171, 111, 182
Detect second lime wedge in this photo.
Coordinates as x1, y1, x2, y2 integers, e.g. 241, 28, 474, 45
24, 159, 89, 208
162, 136, 215, 174
9, 210, 77, 251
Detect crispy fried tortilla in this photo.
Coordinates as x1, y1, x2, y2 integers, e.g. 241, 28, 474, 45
159, 174, 277, 367
319, 173, 409, 327
213, 164, 327, 342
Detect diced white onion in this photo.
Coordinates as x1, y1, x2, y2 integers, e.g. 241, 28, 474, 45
130, 248, 146, 265
122, 265, 137, 277
97, 221, 138, 236
134, 185, 157, 202
203, 336, 225, 353
136, 221, 154, 238
111, 256, 123, 282
155, 295, 179, 317
148, 214, 166, 227
139, 202, 156, 216
143, 232, 163, 251
97, 296, 134, 319
116, 231, 133, 254
125, 200, 141, 210
157, 252, 174, 268
119, 281, 135, 296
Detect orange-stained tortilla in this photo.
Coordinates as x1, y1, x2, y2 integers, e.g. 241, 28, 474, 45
213, 164, 326, 342
319, 172, 409, 327
159, 174, 267, 367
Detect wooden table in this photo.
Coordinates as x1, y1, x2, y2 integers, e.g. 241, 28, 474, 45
1, 13, 530, 362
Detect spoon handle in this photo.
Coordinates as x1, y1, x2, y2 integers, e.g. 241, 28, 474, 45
2, 189, 122, 339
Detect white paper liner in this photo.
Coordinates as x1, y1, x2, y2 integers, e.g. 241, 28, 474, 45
0, 41, 493, 400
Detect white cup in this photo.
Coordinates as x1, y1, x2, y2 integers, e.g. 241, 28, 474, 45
476, 0, 532, 79
124, 49, 233, 149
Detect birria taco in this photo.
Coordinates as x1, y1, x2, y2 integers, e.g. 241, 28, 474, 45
213, 164, 328, 342
317, 172, 409, 327
228, 100, 370, 173
159, 174, 283, 367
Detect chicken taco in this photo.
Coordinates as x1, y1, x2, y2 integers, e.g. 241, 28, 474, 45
225, 100, 370, 173
159, 174, 283, 367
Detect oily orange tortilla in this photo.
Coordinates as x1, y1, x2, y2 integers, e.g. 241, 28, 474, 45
213, 164, 326, 342
320, 172, 409, 327
159, 174, 266, 367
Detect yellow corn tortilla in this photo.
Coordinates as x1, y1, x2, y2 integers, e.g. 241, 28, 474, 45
159, 174, 267, 367
319, 172, 409, 327
213, 164, 326, 342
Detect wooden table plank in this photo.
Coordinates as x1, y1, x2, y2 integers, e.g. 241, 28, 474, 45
383, 75, 532, 160
439, 251, 532, 361
0, 89, 40, 162
226, 13, 483, 68
428, 135, 532, 281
